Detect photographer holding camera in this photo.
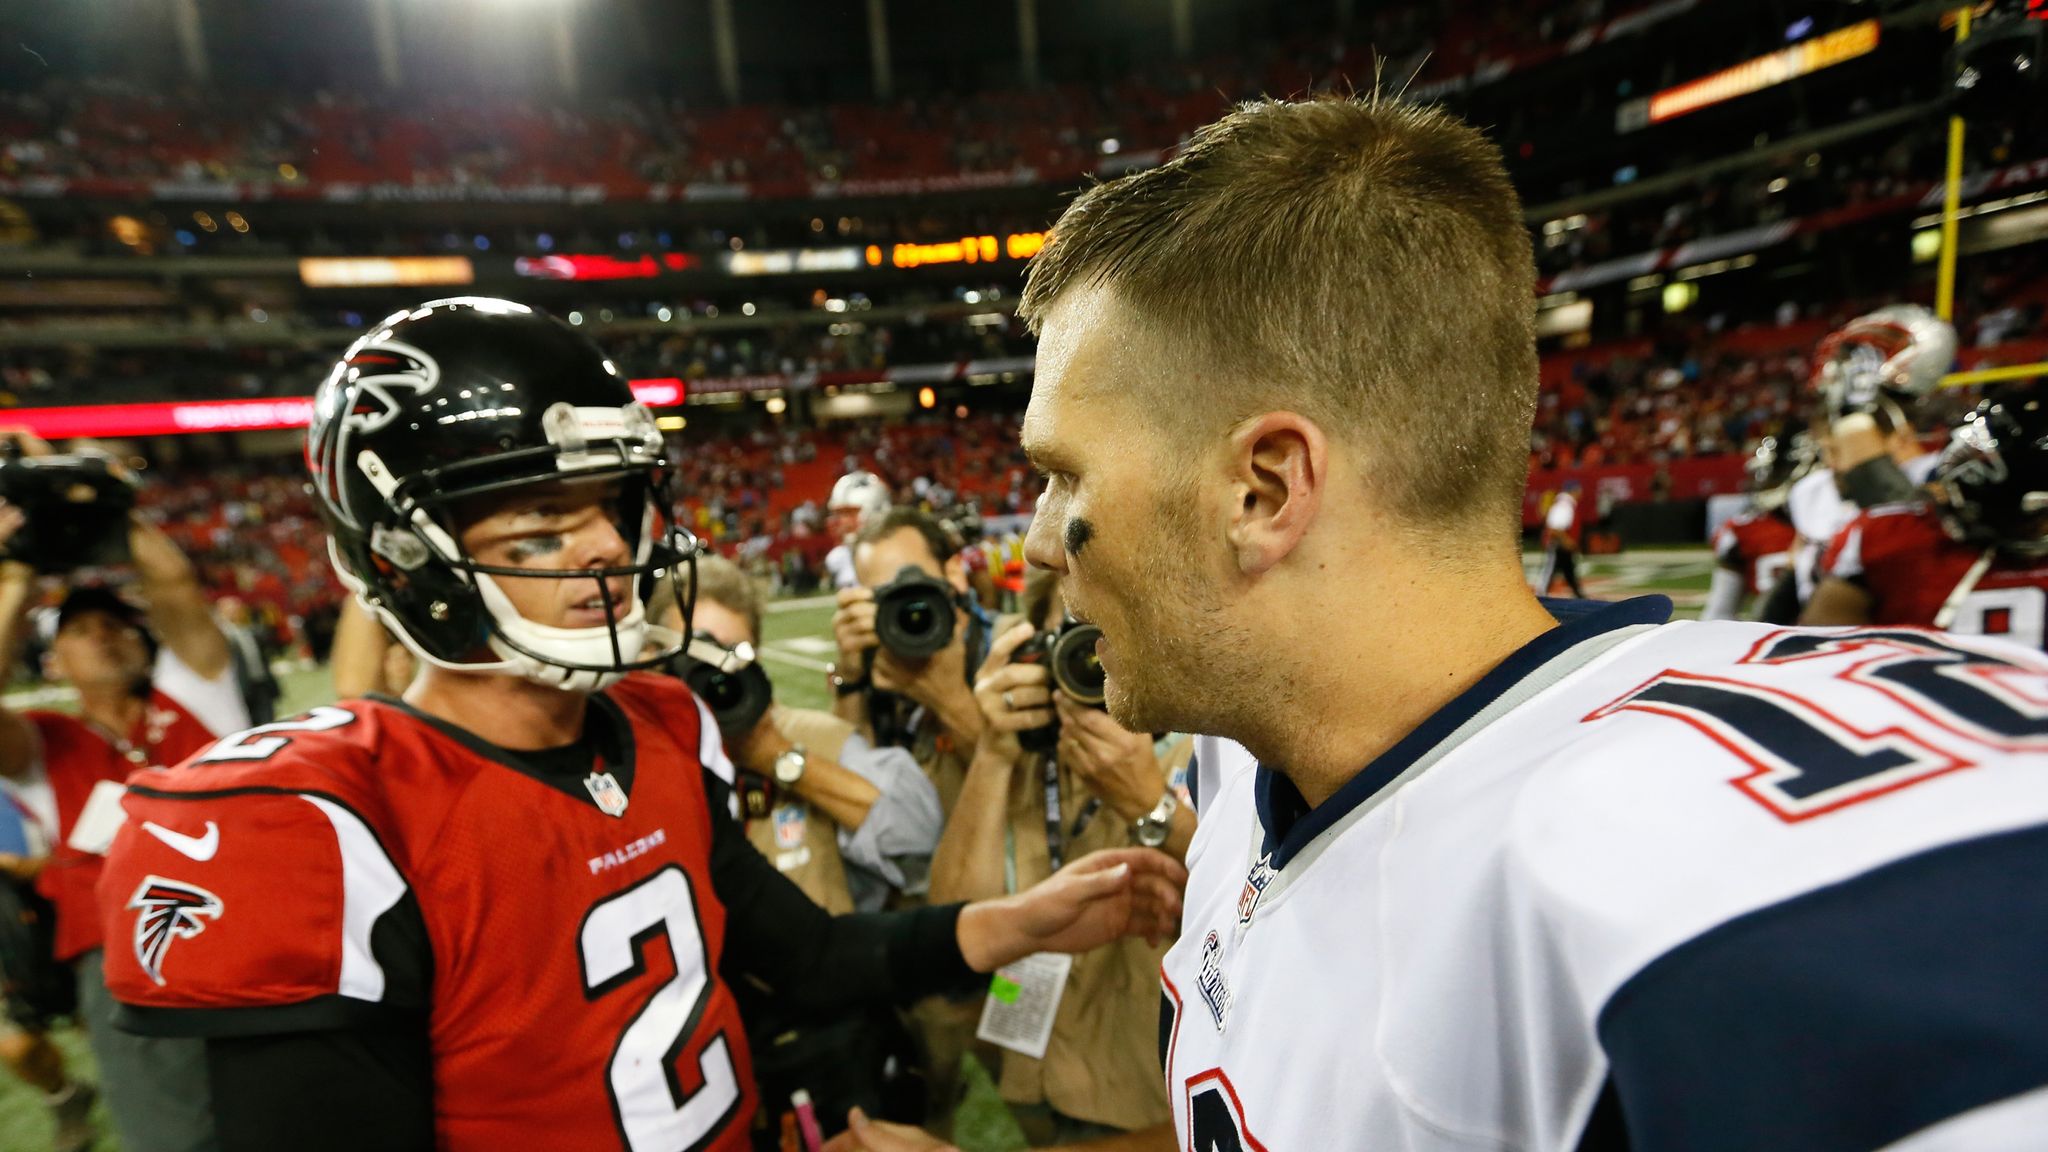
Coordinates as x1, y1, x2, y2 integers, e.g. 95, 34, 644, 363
925, 569, 1192, 1146
657, 555, 942, 912
0, 431, 249, 1152
829, 509, 996, 813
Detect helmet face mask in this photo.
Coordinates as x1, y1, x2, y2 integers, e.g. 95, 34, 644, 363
309, 298, 695, 693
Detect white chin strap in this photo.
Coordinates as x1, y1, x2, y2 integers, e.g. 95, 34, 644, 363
474, 573, 674, 692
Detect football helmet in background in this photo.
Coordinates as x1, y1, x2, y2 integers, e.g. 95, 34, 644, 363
828, 470, 891, 526
1745, 432, 1813, 513
306, 297, 693, 691
1811, 304, 1957, 424
1933, 387, 2048, 558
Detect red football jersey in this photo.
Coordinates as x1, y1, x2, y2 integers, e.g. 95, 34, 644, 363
1825, 502, 2048, 647
1713, 510, 1797, 596
98, 675, 758, 1152
32, 689, 225, 961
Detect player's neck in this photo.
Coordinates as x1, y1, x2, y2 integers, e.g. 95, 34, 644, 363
405, 667, 589, 751
1245, 554, 1556, 810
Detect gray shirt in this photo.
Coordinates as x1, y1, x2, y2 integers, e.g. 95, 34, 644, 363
833, 732, 943, 912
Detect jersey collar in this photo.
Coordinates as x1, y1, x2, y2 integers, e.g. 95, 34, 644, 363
1255, 595, 1674, 869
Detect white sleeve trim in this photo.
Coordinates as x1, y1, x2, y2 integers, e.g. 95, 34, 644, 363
693, 696, 740, 820
152, 646, 253, 739
301, 795, 409, 1003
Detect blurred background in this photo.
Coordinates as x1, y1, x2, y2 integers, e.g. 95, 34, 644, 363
0, 0, 2045, 1144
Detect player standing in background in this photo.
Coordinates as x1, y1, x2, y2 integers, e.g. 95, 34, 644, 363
875, 94, 2048, 1152
825, 471, 892, 592
1699, 435, 1803, 621
1769, 304, 1957, 621
1806, 388, 2048, 641
0, 433, 251, 1152
95, 299, 1181, 1152
1534, 481, 1585, 597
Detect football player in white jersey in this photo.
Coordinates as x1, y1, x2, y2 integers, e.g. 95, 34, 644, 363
859, 96, 2048, 1152
825, 470, 892, 591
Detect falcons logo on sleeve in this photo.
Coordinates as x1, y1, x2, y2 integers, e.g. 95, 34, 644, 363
128, 876, 224, 986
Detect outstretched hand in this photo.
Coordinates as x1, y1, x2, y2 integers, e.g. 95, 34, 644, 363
819, 1108, 958, 1152
957, 847, 1187, 972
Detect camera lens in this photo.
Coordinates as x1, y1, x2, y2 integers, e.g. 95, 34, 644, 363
874, 567, 956, 658
1049, 623, 1106, 706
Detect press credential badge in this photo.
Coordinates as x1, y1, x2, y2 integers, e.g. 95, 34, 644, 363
974, 951, 1072, 1060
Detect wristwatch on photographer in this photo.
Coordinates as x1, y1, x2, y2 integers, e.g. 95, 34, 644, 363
1132, 791, 1179, 848
828, 663, 868, 697
773, 744, 808, 787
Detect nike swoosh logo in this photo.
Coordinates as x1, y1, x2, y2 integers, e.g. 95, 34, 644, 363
141, 820, 219, 862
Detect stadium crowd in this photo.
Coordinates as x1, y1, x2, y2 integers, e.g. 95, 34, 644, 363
4, 0, 2048, 1146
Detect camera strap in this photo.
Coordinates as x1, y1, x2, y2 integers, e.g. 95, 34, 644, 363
1041, 755, 1101, 873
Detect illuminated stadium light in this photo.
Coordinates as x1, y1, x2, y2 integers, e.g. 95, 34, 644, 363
299, 257, 475, 288
1646, 19, 1879, 125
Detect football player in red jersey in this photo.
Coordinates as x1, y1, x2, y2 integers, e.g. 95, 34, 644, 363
1701, 435, 1804, 621
1805, 388, 2048, 645
93, 298, 1183, 1152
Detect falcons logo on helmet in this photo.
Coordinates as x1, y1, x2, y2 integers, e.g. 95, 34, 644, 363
341, 338, 440, 434
128, 876, 224, 986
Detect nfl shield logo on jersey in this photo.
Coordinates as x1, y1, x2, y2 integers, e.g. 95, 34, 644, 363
584, 770, 629, 817
1237, 854, 1275, 925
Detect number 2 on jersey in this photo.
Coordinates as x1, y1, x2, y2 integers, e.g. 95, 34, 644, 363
581, 866, 742, 1152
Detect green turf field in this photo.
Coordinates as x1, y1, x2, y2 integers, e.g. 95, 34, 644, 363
0, 548, 1714, 1151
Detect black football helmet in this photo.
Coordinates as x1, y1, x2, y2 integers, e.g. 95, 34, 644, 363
1933, 388, 2048, 558
1744, 433, 1812, 513
307, 297, 694, 691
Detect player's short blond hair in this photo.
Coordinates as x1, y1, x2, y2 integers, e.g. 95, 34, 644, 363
1019, 95, 1539, 539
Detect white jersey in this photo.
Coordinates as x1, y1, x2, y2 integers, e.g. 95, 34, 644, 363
1169, 597, 2048, 1152
824, 542, 859, 591
1786, 468, 1851, 603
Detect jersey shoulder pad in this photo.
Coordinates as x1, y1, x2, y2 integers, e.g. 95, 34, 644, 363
141, 704, 380, 796
1518, 622, 2048, 987
607, 674, 735, 807
1863, 501, 1945, 549
103, 774, 418, 1029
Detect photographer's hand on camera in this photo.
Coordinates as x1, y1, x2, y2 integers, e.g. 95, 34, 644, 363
873, 634, 983, 750
829, 586, 879, 729
971, 621, 1052, 763
928, 622, 1046, 903
1054, 694, 1164, 823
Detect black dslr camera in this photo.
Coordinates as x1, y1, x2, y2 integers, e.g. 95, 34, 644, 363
674, 634, 774, 744
871, 565, 957, 658
1013, 618, 1106, 753
0, 450, 138, 573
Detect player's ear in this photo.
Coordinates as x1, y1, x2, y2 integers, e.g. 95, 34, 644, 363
944, 553, 969, 595
1224, 411, 1326, 577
